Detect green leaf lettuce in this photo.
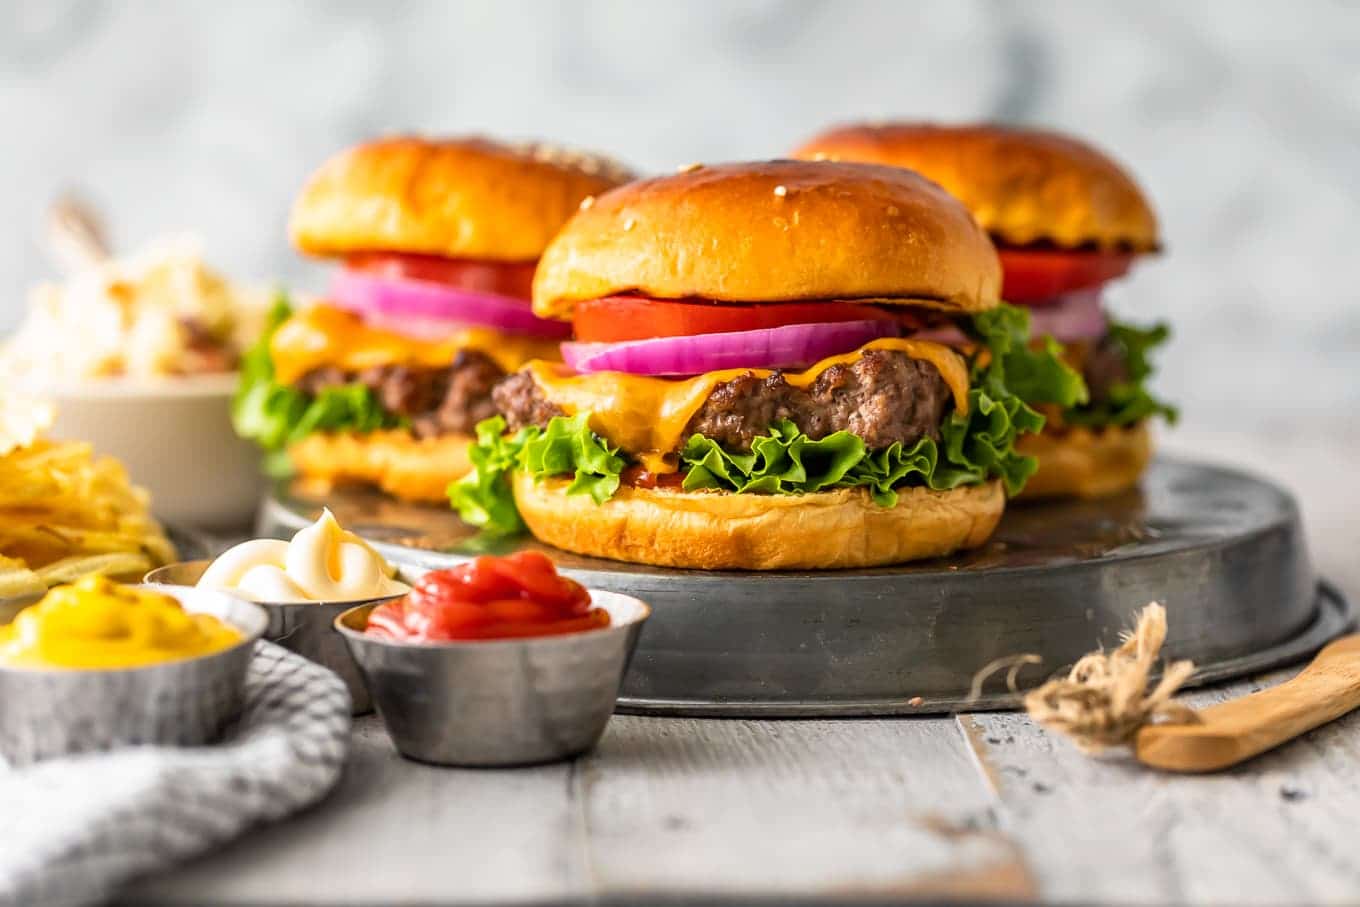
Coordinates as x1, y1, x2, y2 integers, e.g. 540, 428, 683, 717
448, 414, 624, 534
450, 302, 1068, 531
966, 304, 1088, 409
231, 295, 401, 476
1063, 320, 1178, 427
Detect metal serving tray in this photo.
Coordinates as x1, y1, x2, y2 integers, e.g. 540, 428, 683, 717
260, 459, 1353, 716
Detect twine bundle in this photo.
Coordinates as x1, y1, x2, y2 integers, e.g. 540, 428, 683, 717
1022, 602, 1200, 752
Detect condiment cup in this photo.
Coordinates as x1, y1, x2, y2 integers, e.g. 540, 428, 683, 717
0, 586, 266, 766
335, 591, 651, 767
146, 560, 402, 714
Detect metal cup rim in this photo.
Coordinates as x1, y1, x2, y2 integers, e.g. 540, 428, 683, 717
334, 589, 651, 650
0, 585, 268, 676
145, 560, 406, 610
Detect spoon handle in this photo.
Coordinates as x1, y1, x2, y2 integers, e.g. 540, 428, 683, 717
1135, 635, 1360, 772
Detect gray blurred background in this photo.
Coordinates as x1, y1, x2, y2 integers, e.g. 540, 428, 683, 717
3, 0, 1358, 437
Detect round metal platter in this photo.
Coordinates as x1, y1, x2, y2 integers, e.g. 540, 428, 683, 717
261, 458, 1354, 717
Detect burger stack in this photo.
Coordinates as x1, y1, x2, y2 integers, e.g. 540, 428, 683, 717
234, 138, 630, 501
239, 126, 1173, 571
793, 124, 1175, 498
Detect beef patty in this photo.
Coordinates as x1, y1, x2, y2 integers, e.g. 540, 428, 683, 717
494, 349, 954, 454
1080, 333, 1131, 404
295, 350, 504, 438
492, 369, 567, 432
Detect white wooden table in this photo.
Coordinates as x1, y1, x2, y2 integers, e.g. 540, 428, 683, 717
124, 672, 1360, 905
125, 431, 1360, 905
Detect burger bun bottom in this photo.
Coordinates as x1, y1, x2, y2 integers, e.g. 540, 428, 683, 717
288, 429, 471, 504
1016, 421, 1152, 500
512, 473, 1004, 571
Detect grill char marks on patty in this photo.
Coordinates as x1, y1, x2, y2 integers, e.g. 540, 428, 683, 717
295, 350, 505, 439
493, 349, 954, 454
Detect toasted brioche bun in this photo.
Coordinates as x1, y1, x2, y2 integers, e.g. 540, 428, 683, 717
792, 124, 1158, 252
290, 137, 632, 261
1015, 422, 1152, 500
532, 160, 1001, 320
288, 429, 471, 503
512, 473, 1003, 570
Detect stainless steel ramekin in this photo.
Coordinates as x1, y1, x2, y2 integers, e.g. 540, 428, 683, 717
146, 560, 400, 714
0, 586, 267, 766
336, 591, 650, 767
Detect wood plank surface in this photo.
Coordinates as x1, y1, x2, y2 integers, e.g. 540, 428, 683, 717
127, 719, 591, 905
579, 716, 1030, 901
125, 714, 1030, 905
124, 667, 1360, 905
963, 671, 1360, 904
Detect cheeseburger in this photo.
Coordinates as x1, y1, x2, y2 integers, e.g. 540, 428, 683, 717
233, 137, 631, 501
451, 161, 1083, 570
793, 124, 1176, 499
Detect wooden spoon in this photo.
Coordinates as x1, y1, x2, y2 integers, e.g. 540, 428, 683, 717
1135, 634, 1360, 772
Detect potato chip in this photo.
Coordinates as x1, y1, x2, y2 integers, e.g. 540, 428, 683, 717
35, 552, 155, 585
0, 426, 176, 598
0, 555, 46, 600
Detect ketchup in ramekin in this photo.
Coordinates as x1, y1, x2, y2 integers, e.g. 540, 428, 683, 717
363, 551, 610, 642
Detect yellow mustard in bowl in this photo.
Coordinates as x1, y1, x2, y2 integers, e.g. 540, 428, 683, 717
0, 575, 241, 669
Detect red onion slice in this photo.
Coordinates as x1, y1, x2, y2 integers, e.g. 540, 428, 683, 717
560, 320, 900, 376
353, 312, 483, 341
1028, 288, 1108, 342
330, 269, 571, 338
916, 289, 1108, 346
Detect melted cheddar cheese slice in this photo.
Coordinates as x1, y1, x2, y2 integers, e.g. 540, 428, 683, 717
527, 338, 970, 473
270, 305, 562, 385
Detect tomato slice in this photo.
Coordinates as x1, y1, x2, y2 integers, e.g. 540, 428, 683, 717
345, 252, 536, 300
998, 249, 1136, 304
573, 295, 933, 343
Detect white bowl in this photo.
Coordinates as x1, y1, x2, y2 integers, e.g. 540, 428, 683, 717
28, 374, 264, 530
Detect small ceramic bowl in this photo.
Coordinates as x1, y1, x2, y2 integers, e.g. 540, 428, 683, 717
29, 374, 264, 531
0, 586, 266, 766
336, 591, 651, 767
146, 560, 403, 714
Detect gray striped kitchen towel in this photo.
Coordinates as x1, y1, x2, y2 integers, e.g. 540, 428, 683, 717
0, 641, 351, 906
